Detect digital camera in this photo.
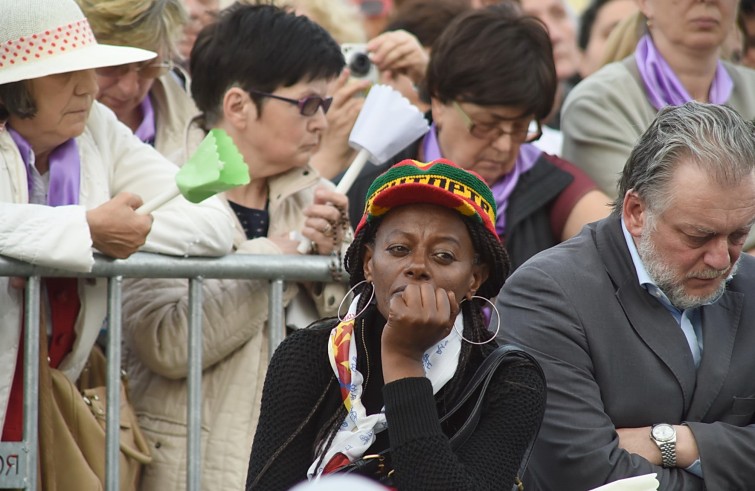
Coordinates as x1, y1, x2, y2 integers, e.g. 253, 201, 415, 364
341, 43, 379, 85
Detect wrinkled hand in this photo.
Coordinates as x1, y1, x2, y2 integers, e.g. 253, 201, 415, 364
300, 186, 349, 256
367, 30, 429, 85
86, 192, 153, 259
309, 70, 369, 179
382, 283, 460, 382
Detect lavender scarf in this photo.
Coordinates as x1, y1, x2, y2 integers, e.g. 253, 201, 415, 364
9, 128, 80, 206
635, 34, 733, 110
134, 95, 156, 144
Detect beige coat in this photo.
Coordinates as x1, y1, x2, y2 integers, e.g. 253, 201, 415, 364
121, 165, 350, 491
150, 72, 200, 165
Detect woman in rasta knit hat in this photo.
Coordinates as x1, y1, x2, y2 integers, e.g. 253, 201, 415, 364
247, 158, 546, 490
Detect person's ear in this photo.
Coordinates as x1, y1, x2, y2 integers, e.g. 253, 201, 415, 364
636, 0, 652, 21
623, 190, 647, 239
468, 261, 489, 299
222, 87, 253, 130
363, 244, 375, 283
430, 97, 448, 130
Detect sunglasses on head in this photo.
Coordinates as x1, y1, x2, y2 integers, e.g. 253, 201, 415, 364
95, 60, 173, 80
246, 88, 333, 116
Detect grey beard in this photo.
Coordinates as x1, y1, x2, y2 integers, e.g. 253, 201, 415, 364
637, 233, 738, 310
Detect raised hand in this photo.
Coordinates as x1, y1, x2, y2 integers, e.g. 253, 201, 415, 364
300, 186, 350, 256
381, 283, 460, 383
367, 30, 429, 86
309, 69, 370, 180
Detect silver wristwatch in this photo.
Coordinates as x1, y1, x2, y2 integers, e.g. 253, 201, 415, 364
650, 423, 677, 468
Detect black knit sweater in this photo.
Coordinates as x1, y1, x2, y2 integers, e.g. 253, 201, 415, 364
246, 311, 546, 490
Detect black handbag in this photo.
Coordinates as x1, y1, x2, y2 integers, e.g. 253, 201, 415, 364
335, 344, 544, 490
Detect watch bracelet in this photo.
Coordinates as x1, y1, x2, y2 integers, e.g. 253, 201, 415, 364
659, 442, 676, 468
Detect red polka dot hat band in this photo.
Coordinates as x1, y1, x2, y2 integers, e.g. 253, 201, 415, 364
0, 19, 96, 70
0, 0, 156, 85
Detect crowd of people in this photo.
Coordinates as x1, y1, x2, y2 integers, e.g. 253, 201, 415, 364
2, 0, 755, 490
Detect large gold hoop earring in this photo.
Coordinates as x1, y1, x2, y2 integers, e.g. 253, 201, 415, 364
457, 295, 500, 345
337, 280, 375, 322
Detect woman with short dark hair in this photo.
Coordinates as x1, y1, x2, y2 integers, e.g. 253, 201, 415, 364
121, 4, 352, 489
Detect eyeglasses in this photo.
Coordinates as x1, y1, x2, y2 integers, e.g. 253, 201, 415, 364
246, 88, 333, 116
95, 60, 173, 80
358, 0, 390, 17
453, 101, 542, 144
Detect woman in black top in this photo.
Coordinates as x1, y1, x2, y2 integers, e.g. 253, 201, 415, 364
247, 159, 546, 490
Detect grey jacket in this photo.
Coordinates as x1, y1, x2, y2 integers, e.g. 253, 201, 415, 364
497, 216, 755, 490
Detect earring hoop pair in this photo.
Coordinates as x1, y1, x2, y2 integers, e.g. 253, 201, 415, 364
457, 295, 500, 345
338, 284, 500, 345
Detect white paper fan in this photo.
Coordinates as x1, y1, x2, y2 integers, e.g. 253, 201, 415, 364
297, 84, 430, 253
589, 473, 660, 491
336, 84, 430, 193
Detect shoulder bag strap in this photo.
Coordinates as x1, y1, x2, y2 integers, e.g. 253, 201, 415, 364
440, 344, 545, 490
440, 344, 534, 447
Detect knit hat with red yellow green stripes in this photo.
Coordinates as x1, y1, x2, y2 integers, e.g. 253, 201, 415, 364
355, 158, 497, 238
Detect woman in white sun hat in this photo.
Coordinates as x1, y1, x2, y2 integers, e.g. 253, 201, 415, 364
0, 0, 234, 470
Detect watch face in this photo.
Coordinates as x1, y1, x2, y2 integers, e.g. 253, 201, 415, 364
653, 424, 674, 441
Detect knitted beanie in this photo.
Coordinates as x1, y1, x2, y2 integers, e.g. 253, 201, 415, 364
355, 158, 497, 237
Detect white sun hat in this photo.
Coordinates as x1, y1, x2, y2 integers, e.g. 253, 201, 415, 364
0, 0, 156, 85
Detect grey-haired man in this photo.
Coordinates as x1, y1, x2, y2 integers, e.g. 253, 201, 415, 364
497, 102, 755, 490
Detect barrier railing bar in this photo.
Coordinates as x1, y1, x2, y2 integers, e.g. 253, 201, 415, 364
187, 277, 204, 491
0, 253, 342, 281
106, 276, 123, 491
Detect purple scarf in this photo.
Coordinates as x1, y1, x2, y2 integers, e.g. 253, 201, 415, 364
8, 128, 81, 206
134, 95, 156, 144
423, 124, 542, 236
490, 144, 541, 236
635, 34, 733, 110
421, 123, 443, 161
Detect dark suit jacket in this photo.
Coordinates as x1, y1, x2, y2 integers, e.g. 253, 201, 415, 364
497, 215, 755, 490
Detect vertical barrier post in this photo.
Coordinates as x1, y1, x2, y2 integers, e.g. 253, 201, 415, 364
106, 276, 123, 491
23, 276, 41, 491
187, 277, 204, 491
267, 279, 285, 359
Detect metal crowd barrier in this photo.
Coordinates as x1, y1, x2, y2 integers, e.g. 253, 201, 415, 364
0, 252, 346, 490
